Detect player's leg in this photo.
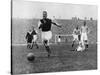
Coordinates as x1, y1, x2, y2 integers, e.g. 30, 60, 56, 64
81, 33, 84, 46
78, 34, 81, 45
82, 33, 88, 51
81, 41, 85, 51
84, 33, 88, 49
26, 39, 29, 49
30, 38, 34, 49
28, 39, 32, 49
72, 35, 77, 47
72, 34, 75, 47
34, 41, 39, 49
72, 40, 75, 47
42, 31, 52, 57
43, 39, 51, 57
28, 43, 31, 49
30, 43, 33, 49
84, 40, 88, 49
28, 38, 33, 49
27, 39, 31, 49
44, 31, 52, 57
80, 33, 85, 51
33, 35, 39, 49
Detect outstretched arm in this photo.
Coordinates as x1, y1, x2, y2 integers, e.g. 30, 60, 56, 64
25, 32, 28, 39
38, 21, 42, 29
52, 22, 61, 28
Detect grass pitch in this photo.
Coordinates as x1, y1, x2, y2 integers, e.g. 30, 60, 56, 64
12, 43, 97, 74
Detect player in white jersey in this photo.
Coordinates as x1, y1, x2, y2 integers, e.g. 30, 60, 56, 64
72, 26, 81, 47
80, 21, 88, 50
31, 27, 39, 49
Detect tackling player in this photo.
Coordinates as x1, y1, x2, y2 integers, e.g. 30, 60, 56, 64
38, 11, 61, 57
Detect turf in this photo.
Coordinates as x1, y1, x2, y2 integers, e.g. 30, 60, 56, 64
12, 43, 97, 74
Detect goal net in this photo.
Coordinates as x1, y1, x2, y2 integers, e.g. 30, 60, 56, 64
55, 34, 73, 44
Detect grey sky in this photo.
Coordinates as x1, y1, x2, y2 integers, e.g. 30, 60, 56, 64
12, 0, 98, 19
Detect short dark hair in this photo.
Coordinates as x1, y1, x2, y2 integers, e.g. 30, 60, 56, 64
43, 11, 47, 13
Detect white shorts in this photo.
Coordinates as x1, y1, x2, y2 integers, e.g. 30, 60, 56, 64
73, 34, 78, 41
41, 31, 52, 41
81, 32, 88, 42
32, 35, 37, 42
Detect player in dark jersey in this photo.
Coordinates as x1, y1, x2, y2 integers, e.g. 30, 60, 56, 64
38, 11, 61, 57
26, 29, 33, 49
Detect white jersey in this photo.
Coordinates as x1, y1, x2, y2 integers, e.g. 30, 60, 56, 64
73, 28, 80, 35
81, 25, 88, 42
72, 28, 80, 41
81, 26, 88, 33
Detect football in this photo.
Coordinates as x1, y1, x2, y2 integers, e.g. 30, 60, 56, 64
27, 53, 35, 62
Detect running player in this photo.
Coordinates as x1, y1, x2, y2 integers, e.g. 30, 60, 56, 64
72, 26, 81, 47
26, 29, 33, 49
38, 11, 61, 57
80, 21, 88, 50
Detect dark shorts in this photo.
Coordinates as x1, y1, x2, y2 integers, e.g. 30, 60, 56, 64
27, 39, 32, 43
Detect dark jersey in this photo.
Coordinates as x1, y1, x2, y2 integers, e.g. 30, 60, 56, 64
39, 18, 52, 31
26, 32, 33, 43
31, 30, 37, 35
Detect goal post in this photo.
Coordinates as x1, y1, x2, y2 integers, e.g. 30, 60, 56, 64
55, 34, 73, 44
